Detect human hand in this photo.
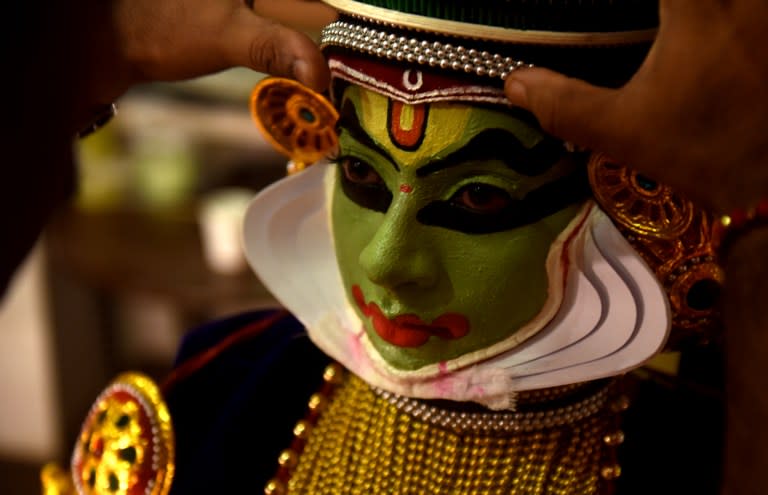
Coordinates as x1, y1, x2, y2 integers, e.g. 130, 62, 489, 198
250, 0, 338, 34
78, 0, 337, 112
504, 0, 768, 213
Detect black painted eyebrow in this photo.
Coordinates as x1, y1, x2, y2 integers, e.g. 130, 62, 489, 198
337, 100, 400, 172
415, 128, 564, 178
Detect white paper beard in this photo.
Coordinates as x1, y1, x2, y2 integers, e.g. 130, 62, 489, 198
242, 161, 671, 410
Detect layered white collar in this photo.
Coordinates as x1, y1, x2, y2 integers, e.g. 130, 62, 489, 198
242, 162, 670, 410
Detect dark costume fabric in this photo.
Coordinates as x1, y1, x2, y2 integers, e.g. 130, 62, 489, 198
160, 309, 723, 495
163, 310, 329, 494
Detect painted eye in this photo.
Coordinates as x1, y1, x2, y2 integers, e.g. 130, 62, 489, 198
337, 156, 392, 213
341, 158, 383, 186
451, 184, 512, 214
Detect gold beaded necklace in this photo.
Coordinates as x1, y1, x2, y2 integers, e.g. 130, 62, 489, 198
266, 364, 629, 495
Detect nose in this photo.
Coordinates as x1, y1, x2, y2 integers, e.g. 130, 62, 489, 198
358, 208, 440, 291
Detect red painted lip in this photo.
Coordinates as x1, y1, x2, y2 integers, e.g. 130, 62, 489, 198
352, 285, 470, 347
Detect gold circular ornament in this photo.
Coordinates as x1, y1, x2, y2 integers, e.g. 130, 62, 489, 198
71, 372, 174, 495
587, 152, 724, 348
588, 152, 694, 240
658, 253, 724, 343
249, 77, 339, 173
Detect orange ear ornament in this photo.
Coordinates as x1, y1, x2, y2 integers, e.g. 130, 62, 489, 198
249, 77, 339, 175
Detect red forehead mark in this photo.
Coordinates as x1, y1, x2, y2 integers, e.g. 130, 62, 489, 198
387, 100, 428, 151
400, 184, 413, 194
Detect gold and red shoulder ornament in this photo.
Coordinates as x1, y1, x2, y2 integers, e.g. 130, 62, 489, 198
42, 372, 175, 495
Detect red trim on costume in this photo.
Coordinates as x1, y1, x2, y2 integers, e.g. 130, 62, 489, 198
160, 310, 290, 394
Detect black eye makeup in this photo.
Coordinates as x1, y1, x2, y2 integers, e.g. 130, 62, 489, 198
450, 183, 513, 215
417, 172, 591, 234
333, 97, 589, 232
337, 156, 393, 213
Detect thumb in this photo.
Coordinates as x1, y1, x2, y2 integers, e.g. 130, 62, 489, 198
220, 7, 330, 92
504, 68, 624, 154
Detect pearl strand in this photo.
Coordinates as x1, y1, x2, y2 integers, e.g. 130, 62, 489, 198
321, 20, 533, 80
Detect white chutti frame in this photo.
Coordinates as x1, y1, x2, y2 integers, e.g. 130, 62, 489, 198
242, 162, 671, 410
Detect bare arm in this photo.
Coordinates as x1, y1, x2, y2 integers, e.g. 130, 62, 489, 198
503, 1, 768, 493
73, 0, 337, 133
1, 0, 337, 294
721, 227, 768, 495
503, 0, 768, 213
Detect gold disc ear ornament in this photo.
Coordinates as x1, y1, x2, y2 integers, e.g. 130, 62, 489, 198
588, 152, 725, 349
249, 77, 339, 174
71, 372, 175, 495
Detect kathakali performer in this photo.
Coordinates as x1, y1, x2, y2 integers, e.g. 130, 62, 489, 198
44, 1, 726, 494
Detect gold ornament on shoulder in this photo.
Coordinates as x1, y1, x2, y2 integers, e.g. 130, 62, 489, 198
70, 372, 175, 495
588, 152, 724, 349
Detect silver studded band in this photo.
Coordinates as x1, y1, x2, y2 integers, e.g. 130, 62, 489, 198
320, 20, 533, 80
370, 382, 613, 434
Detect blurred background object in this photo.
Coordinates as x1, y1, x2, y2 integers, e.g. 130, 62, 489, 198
0, 67, 289, 494
1, 5, 338, 490
198, 187, 256, 275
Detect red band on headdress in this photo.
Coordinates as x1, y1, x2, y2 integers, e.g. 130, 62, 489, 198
328, 52, 510, 106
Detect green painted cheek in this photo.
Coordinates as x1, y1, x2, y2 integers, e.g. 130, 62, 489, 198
358, 215, 441, 291
331, 171, 391, 313
332, 167, 584, 370
443, 203, 582, 352
332, 183, 377, 282
332, 176, 448, 307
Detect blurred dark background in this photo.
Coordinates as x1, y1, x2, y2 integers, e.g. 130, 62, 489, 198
0, 67, 290, 494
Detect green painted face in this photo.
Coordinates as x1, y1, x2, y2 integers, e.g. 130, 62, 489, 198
331, 86, 588, 370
